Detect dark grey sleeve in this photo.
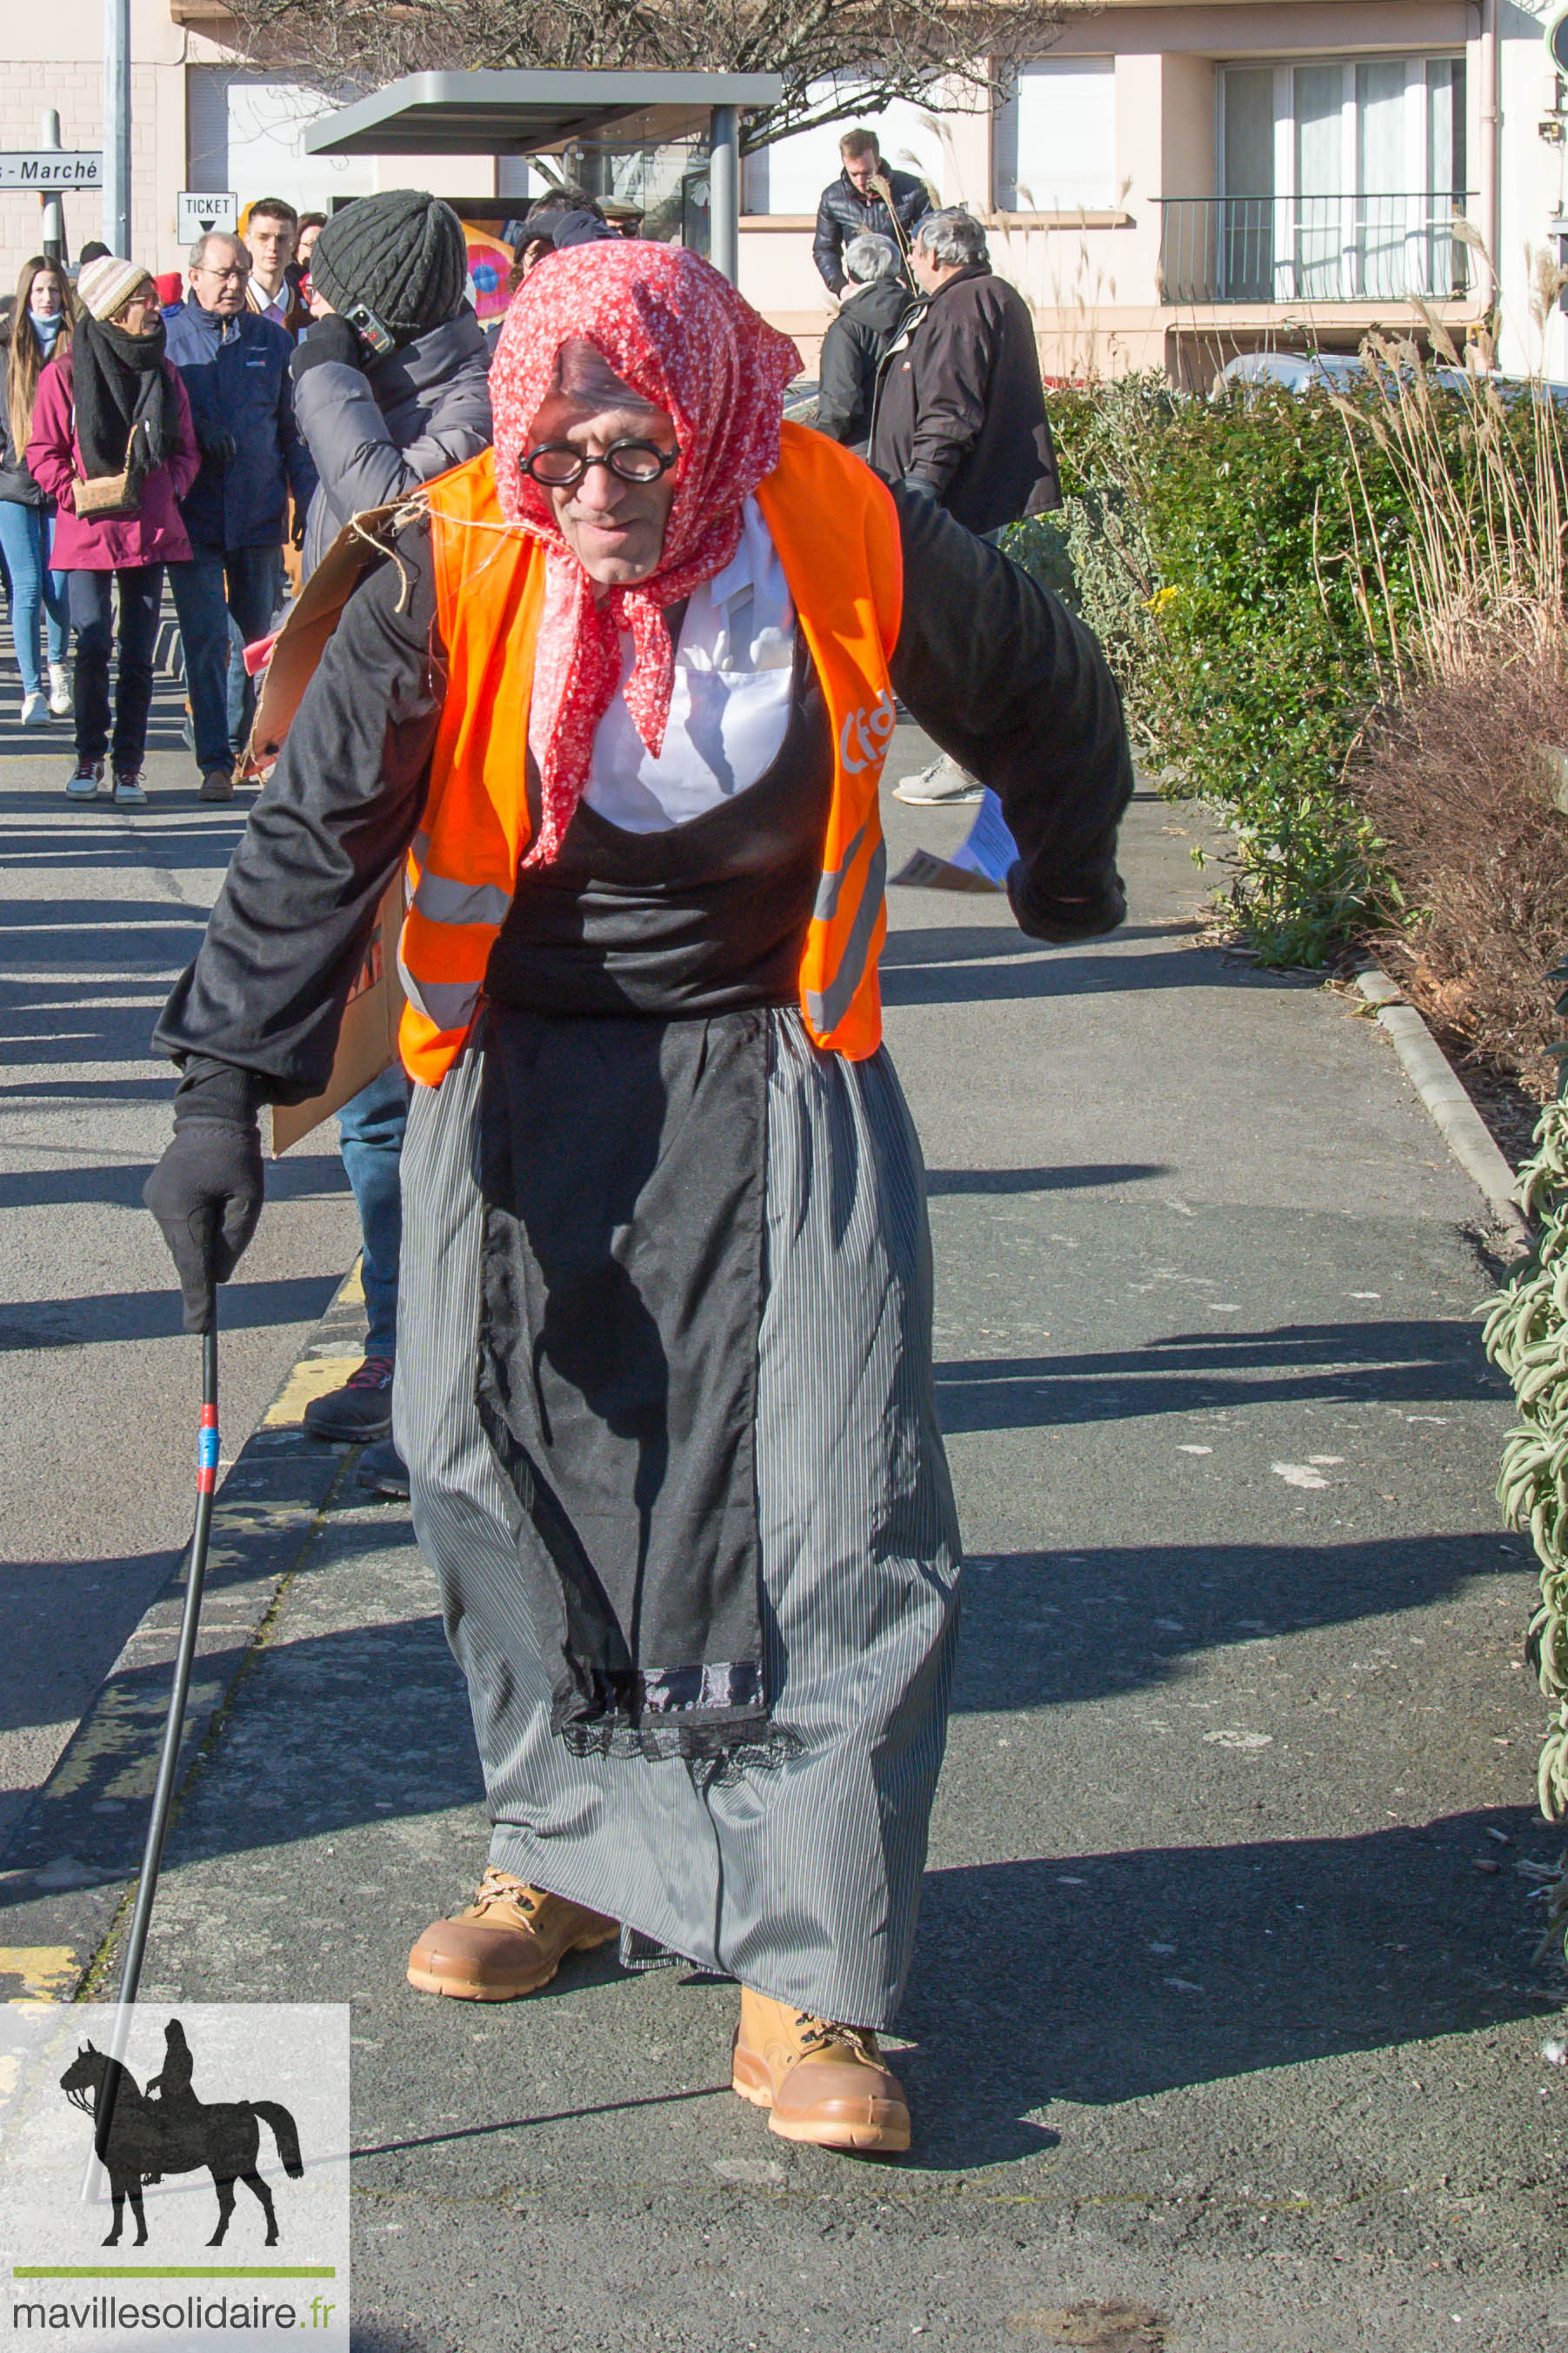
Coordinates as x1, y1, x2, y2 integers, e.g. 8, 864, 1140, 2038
888, 485, 1133, 939
153, 525, 446, 1102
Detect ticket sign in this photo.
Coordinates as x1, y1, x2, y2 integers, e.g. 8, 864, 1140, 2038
0, 151, 101, 188
177, 189, 238, 241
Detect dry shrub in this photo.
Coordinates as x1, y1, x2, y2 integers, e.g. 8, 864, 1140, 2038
1350, 646, 1568, 1087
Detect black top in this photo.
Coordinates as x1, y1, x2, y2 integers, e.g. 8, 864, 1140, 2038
486, 651, 831, 1019
155, 484, 1132, 1108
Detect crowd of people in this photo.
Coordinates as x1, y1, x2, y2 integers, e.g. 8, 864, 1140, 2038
6, 147, 1123, 2163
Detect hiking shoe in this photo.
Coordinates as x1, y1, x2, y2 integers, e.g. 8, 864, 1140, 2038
892, 756, 984, 806
112, 770, 148, 806
66, 758, 103, 799
47, 662, 71, 718
356, 1439, 410, 1501
199, 765, 235, 802
302, 1355, 394, 1443
21, 691, 49, 726
731, 1989, 911, 2152
408, 1870, 618, 2001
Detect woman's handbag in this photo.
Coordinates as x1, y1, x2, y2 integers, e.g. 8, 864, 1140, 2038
73, 467, 140, 519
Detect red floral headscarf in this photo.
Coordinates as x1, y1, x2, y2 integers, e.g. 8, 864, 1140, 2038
487, 240, 802, 864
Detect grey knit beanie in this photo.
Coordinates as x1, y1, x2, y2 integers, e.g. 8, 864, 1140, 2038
310, 191, 469, 344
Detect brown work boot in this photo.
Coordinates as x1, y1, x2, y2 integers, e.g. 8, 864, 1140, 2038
406, 1868, 617, 2001
731, 1987, 911, 2153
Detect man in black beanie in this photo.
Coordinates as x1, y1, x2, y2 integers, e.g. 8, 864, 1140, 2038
286, 189, 493, 1498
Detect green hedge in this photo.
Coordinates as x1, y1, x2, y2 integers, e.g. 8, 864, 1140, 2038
1014, 377, 1427, 966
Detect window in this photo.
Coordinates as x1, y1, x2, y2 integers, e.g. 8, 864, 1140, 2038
186, 70, 380, 213
994, 59, 1117, 214
1218, 56, 1468, 299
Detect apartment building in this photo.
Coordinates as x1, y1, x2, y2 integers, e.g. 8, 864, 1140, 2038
3, 0, 1562, 387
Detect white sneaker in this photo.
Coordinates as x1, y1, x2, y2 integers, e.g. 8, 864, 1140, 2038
47, 663, 70, 718
891, 756, 984, 806
66, 758, 103, 799
20, 691, 49, 726
112, 769, 148, 806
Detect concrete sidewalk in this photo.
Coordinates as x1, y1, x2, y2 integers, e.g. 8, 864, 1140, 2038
16, 754, 1566, 2351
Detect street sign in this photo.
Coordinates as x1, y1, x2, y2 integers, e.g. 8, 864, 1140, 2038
177, 190, 238, 243
1550, 7, 1568, 77
0, 151, 100, 189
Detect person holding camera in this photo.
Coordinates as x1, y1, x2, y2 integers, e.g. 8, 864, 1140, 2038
290, 191, 492, 578
164, 231, 316, 802
285, 190, 494, 1500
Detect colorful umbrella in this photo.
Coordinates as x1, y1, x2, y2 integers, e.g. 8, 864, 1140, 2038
464, 224, 515, 322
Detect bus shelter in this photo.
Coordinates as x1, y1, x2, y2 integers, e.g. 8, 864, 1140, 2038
302, 69, 784, 284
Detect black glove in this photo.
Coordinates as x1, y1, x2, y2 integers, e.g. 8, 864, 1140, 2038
1006, 860, 1127, 946
143, 1117, 264, 1335
200, 430, 237, 465
290, 313, 365, 384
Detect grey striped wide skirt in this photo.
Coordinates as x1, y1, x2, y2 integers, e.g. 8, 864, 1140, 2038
396, 1011, 962, 2027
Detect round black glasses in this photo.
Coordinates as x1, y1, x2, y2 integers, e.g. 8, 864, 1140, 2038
520, 439, 680, 489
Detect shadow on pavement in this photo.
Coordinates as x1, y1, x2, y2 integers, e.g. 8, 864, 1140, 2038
899, 1815, 1558, 2169
925, 1163, 1170, 1195
953, 1532, 1522, 1713
0, 1270, 344, 1350
935, 1317, 1503, 1428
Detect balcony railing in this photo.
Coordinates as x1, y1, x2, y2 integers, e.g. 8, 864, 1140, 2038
1158, 193, 1476, 306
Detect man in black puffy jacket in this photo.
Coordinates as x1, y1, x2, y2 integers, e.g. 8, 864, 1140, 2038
812, 128, 930, 296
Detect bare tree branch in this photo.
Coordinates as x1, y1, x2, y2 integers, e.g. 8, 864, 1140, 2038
228, 0, 1090, 153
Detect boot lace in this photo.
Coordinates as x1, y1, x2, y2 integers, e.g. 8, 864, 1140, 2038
794, 2013, 882, 2065
471, 1867, 544, 1920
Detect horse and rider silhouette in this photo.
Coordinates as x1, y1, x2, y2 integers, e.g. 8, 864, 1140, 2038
59, 2019, 303, 2248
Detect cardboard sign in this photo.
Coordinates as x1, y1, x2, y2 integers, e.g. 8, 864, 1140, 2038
263, 872, 406, 1159
244, 505, 410, 1159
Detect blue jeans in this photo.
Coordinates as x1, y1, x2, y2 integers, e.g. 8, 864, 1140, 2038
336, 1065, 410, 1362
0, 501, 68, 699
169, 543, 281, 771
68, 565, 163, 769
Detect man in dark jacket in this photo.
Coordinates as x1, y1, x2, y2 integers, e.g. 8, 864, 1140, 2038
812, 128, 930, 296
870, 206, 1060, 536
286, 189, 495, 1502
165, 231, 317, 799
871, 207, 1063, 805
814, 233, 909, 453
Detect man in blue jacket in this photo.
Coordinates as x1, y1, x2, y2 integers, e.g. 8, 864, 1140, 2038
165, 231, 317, 800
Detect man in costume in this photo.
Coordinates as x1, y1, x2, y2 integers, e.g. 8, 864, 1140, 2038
144, 243, 1131, 2156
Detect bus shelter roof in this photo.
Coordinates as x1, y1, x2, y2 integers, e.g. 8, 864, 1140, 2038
302, 69, 784, 158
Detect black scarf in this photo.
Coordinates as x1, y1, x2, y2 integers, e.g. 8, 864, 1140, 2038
74, 312, 176, 482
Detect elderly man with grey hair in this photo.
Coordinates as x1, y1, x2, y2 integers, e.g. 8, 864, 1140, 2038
814, 232, 911, 453
163, 231, 316, 798
869, 205, 1062, 801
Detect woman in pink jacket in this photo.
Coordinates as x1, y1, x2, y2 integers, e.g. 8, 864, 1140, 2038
27, 254, 199, 806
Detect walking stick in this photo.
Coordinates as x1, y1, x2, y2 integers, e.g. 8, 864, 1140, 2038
82, 1307, 219, 2201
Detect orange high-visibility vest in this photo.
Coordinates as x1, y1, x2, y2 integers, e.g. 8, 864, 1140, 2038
399, 422, 903, 1086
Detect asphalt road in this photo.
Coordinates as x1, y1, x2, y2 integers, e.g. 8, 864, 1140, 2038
0, 669, 359, 1855
37, 732, 1564, 2350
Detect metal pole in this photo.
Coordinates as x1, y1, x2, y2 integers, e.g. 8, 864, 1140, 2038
81, 1320, 219, 2203
710, 104, 738, 285
103, 0, 130, 255
40, 110, 64, 266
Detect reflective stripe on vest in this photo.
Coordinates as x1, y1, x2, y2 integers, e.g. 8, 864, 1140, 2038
403, 424, 903, 1086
